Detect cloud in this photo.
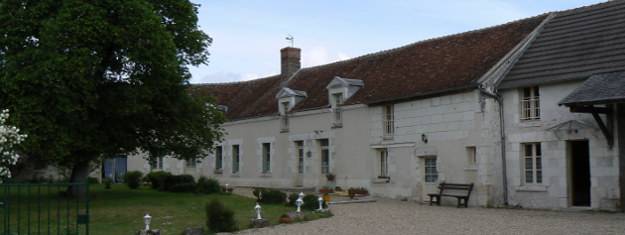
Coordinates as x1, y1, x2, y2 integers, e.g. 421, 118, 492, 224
302, 46, 351, 67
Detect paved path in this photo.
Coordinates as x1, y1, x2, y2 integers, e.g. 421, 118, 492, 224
236, 199, 625, 235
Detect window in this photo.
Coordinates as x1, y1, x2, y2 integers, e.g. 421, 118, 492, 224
262, 143, 271, 173
319, 139, 330, 174
521, 86, 540, 120
383, 104, 394, 138
232, 145, 240, 174
522, 143, 542, 184
332, 93, 343, 125
280, 101, 290, 131
150, 157, 164, 170
424, 157, 438, 183
379, 149, 389, 178
186, 159, 196, 168
215, 146, 223, 173
466, 147, 477, 168
295, 141, 304, 174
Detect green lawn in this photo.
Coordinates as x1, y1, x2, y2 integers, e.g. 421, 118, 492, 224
3, 184, 325, 235
88, 184, 294, 234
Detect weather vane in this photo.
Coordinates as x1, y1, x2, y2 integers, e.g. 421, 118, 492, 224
285, 34, 294, 47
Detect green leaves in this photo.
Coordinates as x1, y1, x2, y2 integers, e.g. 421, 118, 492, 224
0, 0, 223, 172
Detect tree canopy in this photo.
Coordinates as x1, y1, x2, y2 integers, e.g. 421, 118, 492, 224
0, 0, 224, 181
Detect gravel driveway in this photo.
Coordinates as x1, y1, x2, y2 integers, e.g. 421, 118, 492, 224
235, 199, 625, 235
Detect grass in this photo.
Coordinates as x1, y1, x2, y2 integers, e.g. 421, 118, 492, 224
3, 183, 327, 235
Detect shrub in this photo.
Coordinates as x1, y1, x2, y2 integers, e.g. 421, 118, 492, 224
162, 174, 195, 192
144, 171, 171, 190
124, 171, 143, 189
287, 193, 299, 206
87, 177, 99, 184
206, 200, 237, 233
169, 183, 196, 192
302, 194, 326, 211
196, 177, 221, 194
103, 178, 112, 189
252, 188, 266, 201
259, 189, 286, 204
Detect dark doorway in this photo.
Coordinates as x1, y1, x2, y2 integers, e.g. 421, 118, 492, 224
569, 140, 591, 206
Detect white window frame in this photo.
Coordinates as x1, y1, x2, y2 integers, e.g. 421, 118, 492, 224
383, 104, 394, 139
319, 139, 330, 174
424, 157, 438, 183
214, 146, 223, 173
522, 142, 543, 185
231, 145, 240, 174
295, 141, 304, 174
150, 157, 164, 170
280, 101, 289, 131
520, 86, 540, 121
332, 93, 344, 125
186, 159, 196, 168
262, 143, 271, 174
378, 149, 389, 178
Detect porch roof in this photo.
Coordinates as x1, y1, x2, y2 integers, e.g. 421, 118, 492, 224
559, 71, 625, 106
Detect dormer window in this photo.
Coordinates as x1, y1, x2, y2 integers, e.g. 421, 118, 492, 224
326, 76, 364, 128
275, 87, 307, 133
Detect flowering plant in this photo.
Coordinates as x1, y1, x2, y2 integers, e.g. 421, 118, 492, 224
0, 109, 27, 180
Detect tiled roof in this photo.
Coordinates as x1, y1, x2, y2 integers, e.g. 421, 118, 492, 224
501, 0, 625, 89
190, 75, 286, 120
193, 15, 546, 120
287, 15, 546, 110
559, 71, 625, 106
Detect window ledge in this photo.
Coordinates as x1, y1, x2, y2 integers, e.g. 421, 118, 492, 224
260, 173, 272, 177
372, 177, 391, 184
464, 167, 478, 171
518, 120, 542, 128
331, 123, 343, 129
280, 129, 289, 133
214, 169, 223, 175
516, 185, 547, 192
230, 173, 240, 178
382, 135, 394, 140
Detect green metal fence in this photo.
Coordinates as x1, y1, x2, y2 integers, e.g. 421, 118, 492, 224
0, 182, 90, 235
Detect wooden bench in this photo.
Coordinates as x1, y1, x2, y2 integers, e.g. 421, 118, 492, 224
428, 182, 474, 208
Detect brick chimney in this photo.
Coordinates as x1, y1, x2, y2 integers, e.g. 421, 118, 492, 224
280, 47, 301, 77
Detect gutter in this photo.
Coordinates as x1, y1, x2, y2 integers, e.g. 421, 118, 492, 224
479, 87, 509, 206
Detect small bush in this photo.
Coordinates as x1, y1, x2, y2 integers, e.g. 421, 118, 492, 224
144, 171, 171, 190
196, 177, 221, 194
169, 183, 196, 192
103, 178, 112, 189
163, 174, 195, 192
124, 171, 143, 189
87, 177, 99, 184
259, 190, 286, 204
302, 194, 326, 211
287, 193, 299, 206
206, 200, 237, 233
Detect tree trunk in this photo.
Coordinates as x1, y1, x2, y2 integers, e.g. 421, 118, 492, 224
66, 161, 91, 198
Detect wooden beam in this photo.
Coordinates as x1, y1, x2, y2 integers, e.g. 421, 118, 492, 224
570, 106, 612, 114
591, 112, 614, 148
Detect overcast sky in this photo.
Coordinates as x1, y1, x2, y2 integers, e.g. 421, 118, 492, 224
189, 0, 606, 84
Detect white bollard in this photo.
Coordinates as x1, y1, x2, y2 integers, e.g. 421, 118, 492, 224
317, 196, 324, 211
143, 214, 152, 231
255, 203, 262, 220
296, 197, 304, 213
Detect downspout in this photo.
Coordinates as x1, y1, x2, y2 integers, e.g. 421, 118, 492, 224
480, 88, 508, 206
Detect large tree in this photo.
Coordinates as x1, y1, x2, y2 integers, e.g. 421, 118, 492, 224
0, 0, 224, 187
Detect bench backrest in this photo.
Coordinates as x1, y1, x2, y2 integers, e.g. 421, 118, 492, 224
437, 182, 474, 196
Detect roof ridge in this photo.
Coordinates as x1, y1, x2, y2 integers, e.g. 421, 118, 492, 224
192, 74, 281, 86
554, 0, 620, 15
297, 14, 549, 73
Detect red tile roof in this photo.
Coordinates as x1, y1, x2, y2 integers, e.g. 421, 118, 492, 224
193, 15, 546, 121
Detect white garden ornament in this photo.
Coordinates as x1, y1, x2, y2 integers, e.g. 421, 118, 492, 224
0, 109, 26, 181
